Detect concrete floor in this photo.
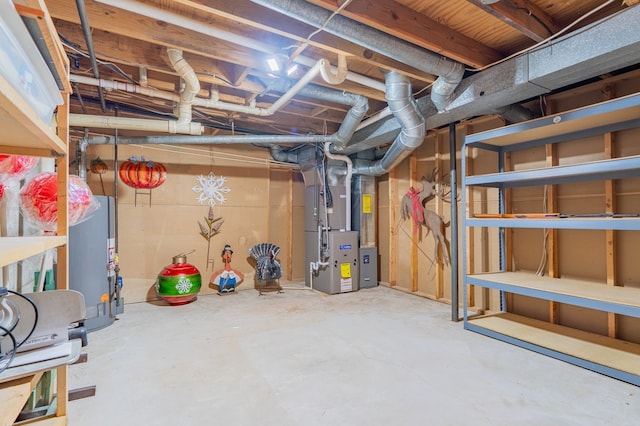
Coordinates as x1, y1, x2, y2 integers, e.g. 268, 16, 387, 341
68, 285, 639, 426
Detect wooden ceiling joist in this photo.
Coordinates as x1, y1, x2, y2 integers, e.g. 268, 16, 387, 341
305, 0, 503, 68
467, 0, 560, 42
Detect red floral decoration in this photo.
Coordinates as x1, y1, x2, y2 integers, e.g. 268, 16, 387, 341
0, 155, 39, 182
119, 156, 166, 189
19, 172, 99, 232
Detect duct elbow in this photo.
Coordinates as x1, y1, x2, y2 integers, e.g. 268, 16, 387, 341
270, 145, 299, 163
332, 94, 369, 150
430, 61, 465, 112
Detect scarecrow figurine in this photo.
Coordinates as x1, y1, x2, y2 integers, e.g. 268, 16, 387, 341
209, 244, 244, 294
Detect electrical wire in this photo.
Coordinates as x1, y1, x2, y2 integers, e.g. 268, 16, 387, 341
535, 185, 549, 276
0, 290, 38, 373
0, 325, 17, 375
466, 0, 619, 72
287, 0, 353, 61
7, 290, 38, 350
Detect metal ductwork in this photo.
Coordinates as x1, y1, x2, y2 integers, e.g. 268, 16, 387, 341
250, 0, 465, 112
353, 72, 425, 176
351, 5, 640, 145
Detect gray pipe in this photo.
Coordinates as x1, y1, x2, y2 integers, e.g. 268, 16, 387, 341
79, 132, 88, 182
75, 0, 107, 111
87, 85, 369, 165
449, 122, 459, 322
353, 72, 425, 176
250, 0, 464, 111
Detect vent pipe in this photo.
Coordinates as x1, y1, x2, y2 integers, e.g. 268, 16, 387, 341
353, 72, 425, 176
166, 48, 200, 125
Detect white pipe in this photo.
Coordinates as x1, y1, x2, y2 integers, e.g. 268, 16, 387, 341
94, 0, 385, 93
319, 54, 347, 84
295, 56, 385, 92
166, 48, 200, 104
166, 48, 200, 125
69, 114, 203, 135
71, 75, 178, 102
71, 58, 332, 118
261, 59, 326, 115
324, 142, 352, 231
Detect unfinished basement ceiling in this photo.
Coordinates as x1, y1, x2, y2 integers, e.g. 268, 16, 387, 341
42, 0, 639, 143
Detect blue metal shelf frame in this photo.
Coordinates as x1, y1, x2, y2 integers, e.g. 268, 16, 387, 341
466, 156, 640, 188
461, 91, 640, 386
464, 93, 640, 150
464, 322, 640, 387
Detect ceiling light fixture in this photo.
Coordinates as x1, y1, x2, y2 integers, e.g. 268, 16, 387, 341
286, 64, 298, 76
266, 57, 281, 72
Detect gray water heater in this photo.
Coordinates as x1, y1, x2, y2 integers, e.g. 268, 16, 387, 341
69, 196, 123, 331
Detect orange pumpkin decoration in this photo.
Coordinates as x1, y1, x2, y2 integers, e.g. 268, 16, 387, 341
90, 157, 108, 174
119, 157, 167, 189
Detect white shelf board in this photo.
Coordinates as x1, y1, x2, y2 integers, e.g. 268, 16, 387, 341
0, 236, 66, 267
467, 312, 640, 376
0, 73, 66, 156
0, 339, 81, 384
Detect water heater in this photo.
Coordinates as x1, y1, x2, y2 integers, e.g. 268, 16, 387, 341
69, 196, 123, 331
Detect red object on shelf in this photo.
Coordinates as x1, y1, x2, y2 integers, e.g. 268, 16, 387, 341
19, 172, 99, 232
0, 184, 4, 201
119, 157, 166, 189
0, 155, 39, 182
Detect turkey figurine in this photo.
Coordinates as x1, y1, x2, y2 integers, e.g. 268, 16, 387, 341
249, 243, 283, 294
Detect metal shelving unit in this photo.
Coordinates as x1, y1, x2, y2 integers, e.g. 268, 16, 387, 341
461, 92, 640, 386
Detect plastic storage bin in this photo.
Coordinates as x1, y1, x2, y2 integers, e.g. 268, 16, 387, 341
0, 0, 62, 124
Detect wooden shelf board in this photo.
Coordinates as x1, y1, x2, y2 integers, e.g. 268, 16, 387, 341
469, 271, 640, 310
465, 217, 640, 230
0, 74, 66, 156
14, 0, 71, 94
0, 372, 43, 426
464, 92, 640, 148
18, 415, 68, 426
467, 312, 640, 376
0, 236, 66, 268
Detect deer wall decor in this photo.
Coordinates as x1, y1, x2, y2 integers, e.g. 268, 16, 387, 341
400, 169, 451, 267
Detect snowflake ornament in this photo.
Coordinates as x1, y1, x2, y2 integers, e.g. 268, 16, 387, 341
192, 172, 230, 207
176, 276, 194, 294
